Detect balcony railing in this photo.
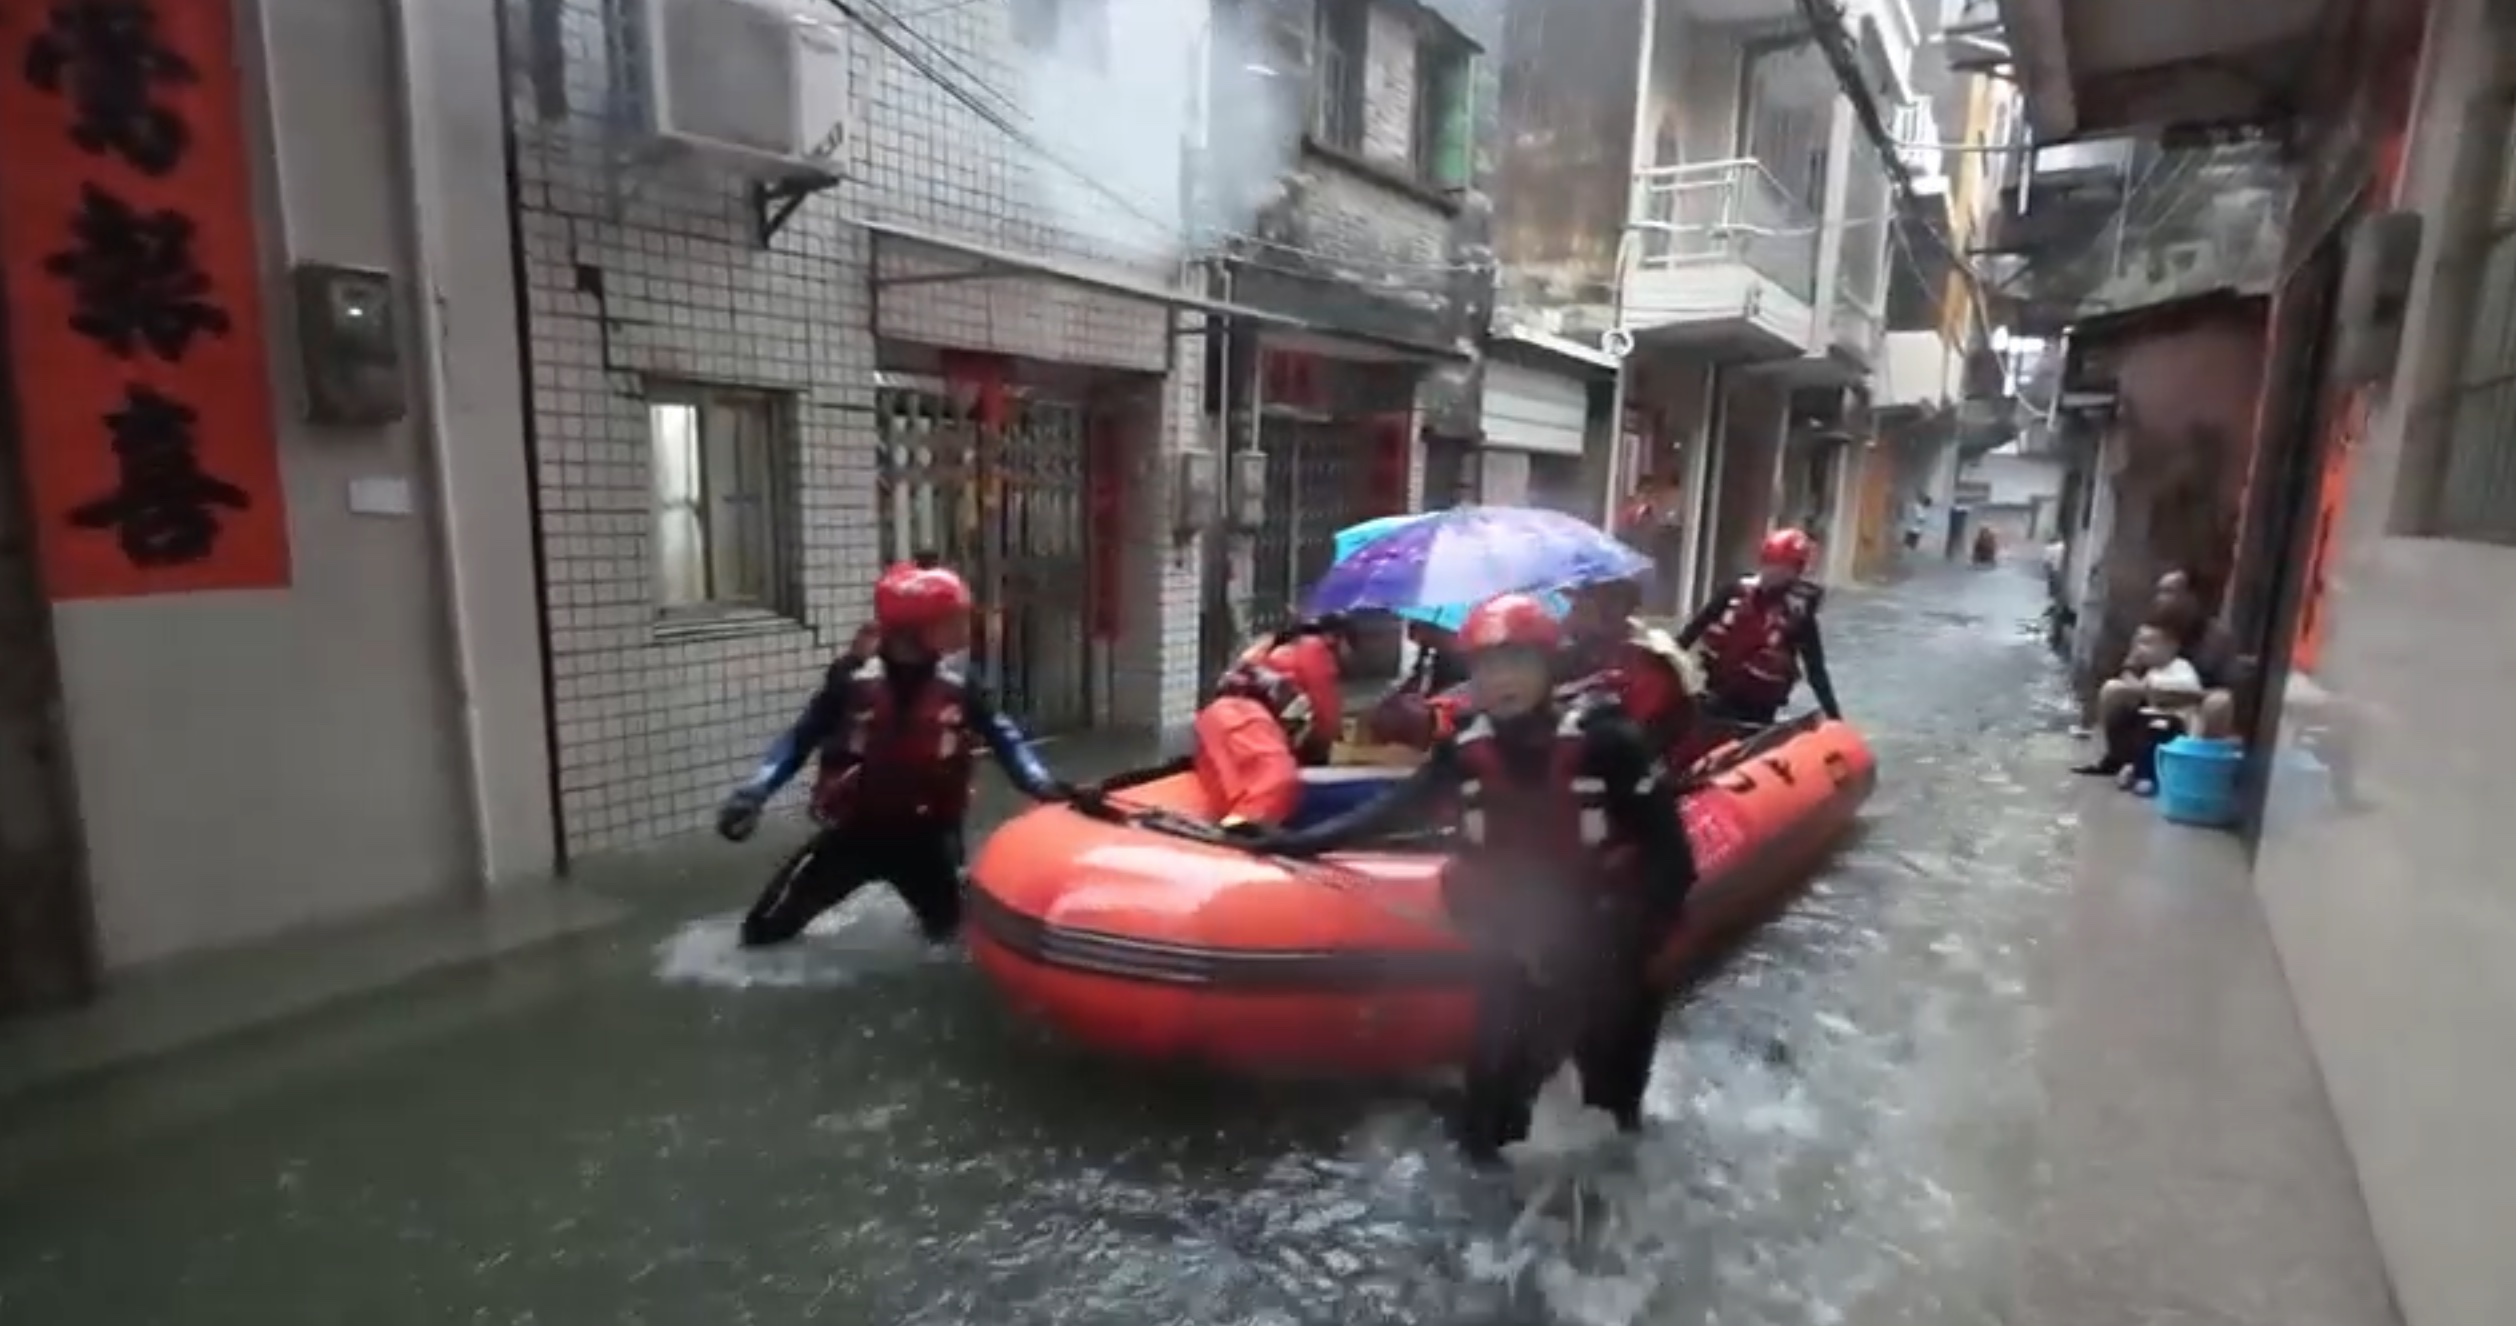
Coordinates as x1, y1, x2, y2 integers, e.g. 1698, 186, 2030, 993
1632, 159, 1820, 307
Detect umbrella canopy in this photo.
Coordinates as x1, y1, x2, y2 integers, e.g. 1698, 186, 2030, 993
1331, 512, 1433, 564
1328, 510, 1571, 631
1310, 504, 1650, 620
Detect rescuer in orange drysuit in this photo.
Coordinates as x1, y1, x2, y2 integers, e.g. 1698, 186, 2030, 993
1192, 616, 1352, 830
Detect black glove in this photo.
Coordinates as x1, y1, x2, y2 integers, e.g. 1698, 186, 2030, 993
1062, 781, 1107, 815
715, 789, 766, 842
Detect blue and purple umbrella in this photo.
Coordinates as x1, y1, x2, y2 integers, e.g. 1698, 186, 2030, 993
1311, 504, 1650, 625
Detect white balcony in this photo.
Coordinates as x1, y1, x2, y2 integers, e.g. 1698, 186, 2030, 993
1877, 328, 1956, 410
1622, 159, 1819, 361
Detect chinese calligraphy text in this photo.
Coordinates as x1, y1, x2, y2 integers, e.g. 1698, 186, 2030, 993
0, 0, 290, 599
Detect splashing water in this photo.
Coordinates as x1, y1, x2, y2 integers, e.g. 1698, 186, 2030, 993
653, 890, 958, 990
0, 566, 2091, 1326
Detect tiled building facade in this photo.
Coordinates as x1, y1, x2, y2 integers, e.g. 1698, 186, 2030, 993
508, 0, 1211, 853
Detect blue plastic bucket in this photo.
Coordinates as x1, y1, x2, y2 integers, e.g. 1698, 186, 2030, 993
2155, 735, 2245, 827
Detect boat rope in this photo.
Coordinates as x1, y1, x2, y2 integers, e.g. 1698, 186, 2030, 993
1074, 791, 1462, 933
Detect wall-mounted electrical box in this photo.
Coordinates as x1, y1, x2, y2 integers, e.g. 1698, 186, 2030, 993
292, 263, 407, 427
1229, 450, 1269, 533
2331, 209, 2425, 392
1173, 449, 1218, 541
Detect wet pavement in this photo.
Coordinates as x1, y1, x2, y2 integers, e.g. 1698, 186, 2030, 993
0, 561, 2397, 1325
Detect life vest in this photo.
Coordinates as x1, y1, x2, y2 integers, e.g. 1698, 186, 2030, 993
810, 658, 975, 826
1213, 639, 1328, 748
1451, 703, 1615, 862
1697, 579, 1821, 709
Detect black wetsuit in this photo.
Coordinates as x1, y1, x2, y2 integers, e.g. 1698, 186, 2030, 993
723, 650, 1064, 946
1675, 582, 1844, 727
1258, 699, 1697, 1160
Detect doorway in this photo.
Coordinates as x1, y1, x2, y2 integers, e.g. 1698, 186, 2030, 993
874, 377, 1100, 735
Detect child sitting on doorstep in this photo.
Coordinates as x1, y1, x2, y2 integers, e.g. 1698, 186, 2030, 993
2118, 621, 2209, 796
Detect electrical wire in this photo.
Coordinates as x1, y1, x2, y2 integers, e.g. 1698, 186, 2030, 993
1789, 0, 1999, 348
823, 0, 1183, 238
827, 0, 1500, 282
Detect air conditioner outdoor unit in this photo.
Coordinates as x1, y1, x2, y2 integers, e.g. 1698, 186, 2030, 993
638, 0, 852, 181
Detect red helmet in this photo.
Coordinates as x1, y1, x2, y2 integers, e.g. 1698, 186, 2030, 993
873, 562, 973, 631
1459, 593, 1563, 653
1760, 527, 1815, 571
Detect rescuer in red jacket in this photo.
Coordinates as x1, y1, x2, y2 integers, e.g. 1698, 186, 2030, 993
1193, 617, 1351, 830
1676, 527, 1843, 728
714, 562, 1074, 947
1246, 593, 1698, 1162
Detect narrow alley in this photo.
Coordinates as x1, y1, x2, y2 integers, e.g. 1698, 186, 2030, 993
0, 563, 2394, 1326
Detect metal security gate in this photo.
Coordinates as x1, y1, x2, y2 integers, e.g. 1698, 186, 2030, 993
875, 380, 1094, 734
1249, 418, 1381, 635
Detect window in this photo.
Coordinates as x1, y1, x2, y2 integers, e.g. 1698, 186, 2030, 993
1312, 0, 1368, 153
1413, 36, 1472, 185
648, 384, 794, 620
1011, 0, 1108, 71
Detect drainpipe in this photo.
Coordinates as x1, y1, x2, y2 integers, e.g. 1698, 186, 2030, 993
387, 0, 500, 888
1602, 0, 1660, 535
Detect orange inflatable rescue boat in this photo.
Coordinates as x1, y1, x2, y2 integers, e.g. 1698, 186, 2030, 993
967, 713, 1876, 1076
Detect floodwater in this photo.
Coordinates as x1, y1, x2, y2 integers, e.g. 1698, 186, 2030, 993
0, 562, 2122, 1325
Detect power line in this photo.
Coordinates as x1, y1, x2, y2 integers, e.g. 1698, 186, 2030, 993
1789, 0, 1998, 346
822, 0, 1182, 239
822, 0, 1497, 283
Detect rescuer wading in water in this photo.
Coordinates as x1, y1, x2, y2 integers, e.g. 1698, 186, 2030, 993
715, 561, 1074, 946
1244, 592, 1698, 1162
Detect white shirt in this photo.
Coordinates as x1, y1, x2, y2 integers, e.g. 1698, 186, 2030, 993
2141, 657, 2205, 700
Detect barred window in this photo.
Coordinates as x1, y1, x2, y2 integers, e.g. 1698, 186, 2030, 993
648, 383, 796, 622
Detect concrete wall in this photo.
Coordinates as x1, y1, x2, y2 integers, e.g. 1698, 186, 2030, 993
1963, 451, 2064, 505
510, 0, 1206, 855
2250, 0, 2516, 1321
1878, 327, 1955, 409
1487, 0, 1645, 314
40, 0, 555, 969
1705, 374, 1788, 583
2076, 313, 2264, 691
1477, 448, 1531, 505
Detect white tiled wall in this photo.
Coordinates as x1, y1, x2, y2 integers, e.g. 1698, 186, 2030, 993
508, 0, 1203, 853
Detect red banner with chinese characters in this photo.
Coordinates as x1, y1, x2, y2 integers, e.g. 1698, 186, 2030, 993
939, 349, 1012, 430
0, 0, 292, 599
1368, 413, 1411, 514
1086, 409, 1126, 640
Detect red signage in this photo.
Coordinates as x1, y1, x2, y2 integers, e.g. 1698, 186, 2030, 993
1086, 412, 1125, 640
1261, 348, 1324, 412
0, 0, 292, 599
1368, 414, 1412, 513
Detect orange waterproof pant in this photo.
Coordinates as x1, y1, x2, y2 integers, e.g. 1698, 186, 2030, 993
1192, 696, 1302, 827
